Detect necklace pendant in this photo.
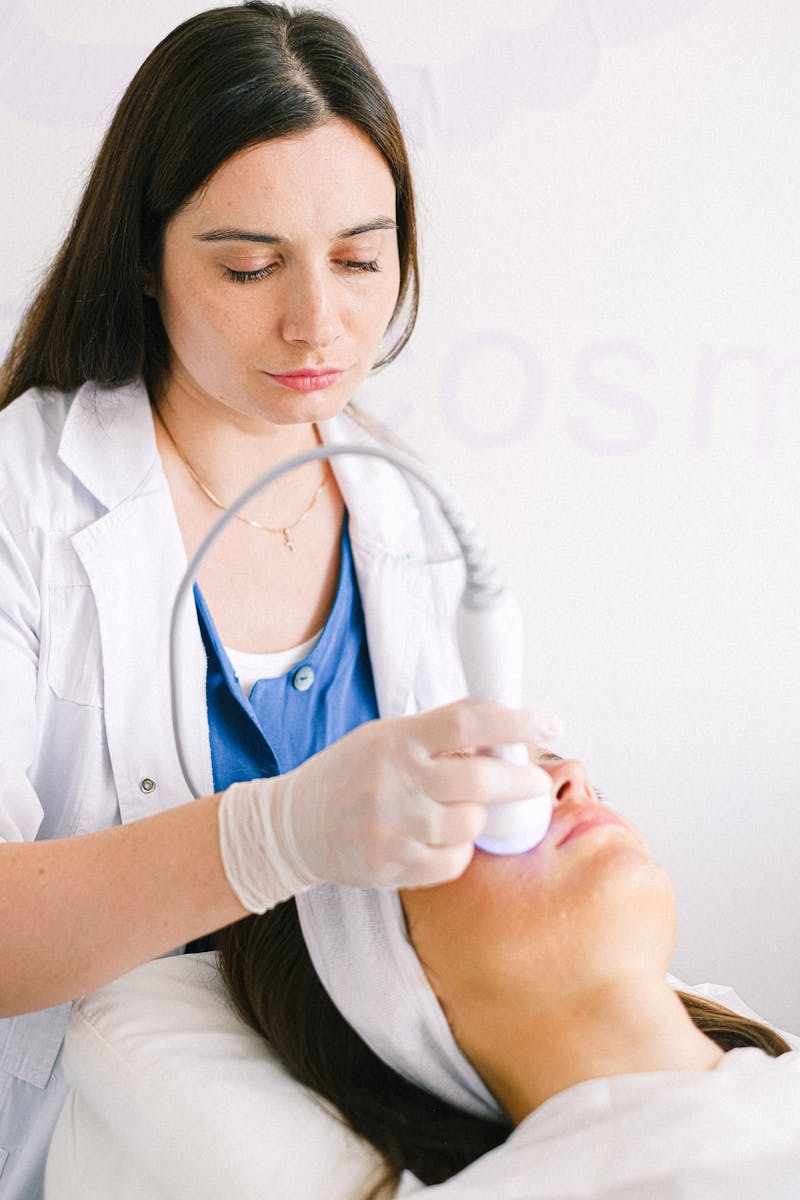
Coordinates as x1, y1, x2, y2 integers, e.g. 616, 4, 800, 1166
283, 528, 296, 551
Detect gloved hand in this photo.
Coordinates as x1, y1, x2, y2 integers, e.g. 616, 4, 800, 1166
218, 698, 557, 913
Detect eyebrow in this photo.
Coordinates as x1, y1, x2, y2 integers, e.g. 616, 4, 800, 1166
194, 217, 397, 245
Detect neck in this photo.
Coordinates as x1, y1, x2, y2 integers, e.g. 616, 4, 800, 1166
153, 376, 328, 525
155, 387, 322, 481
462, 974, 724, 1125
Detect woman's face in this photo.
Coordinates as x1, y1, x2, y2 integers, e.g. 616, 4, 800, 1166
402, 756, 676, 1026
152, 118, 401, 424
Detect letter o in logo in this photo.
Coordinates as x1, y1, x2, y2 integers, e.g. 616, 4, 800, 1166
440, 330, 542, 447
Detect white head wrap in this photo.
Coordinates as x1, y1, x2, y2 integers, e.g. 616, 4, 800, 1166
295, 885, 505, 1122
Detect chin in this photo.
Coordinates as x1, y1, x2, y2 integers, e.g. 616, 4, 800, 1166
256, 383, 357, 427
590, 832, 667, 877
595, 843, 676, 922
280, 398, 350, 426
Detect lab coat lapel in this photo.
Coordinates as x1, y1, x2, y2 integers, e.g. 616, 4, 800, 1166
319, 409, 461, 721
60, 381, 213, 820
71, 491, 212, 823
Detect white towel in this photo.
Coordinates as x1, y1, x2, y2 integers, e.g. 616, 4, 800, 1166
296, 885, 505, 1122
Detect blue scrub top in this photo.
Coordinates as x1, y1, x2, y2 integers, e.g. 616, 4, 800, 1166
195, 516, 380, 794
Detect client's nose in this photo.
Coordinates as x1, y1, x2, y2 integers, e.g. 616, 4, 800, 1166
549, 760, 595, 806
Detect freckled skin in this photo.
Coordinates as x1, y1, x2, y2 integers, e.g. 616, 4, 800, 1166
153, 118, 402, 428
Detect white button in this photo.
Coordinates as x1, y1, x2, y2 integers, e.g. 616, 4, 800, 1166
139, 777, 156, 794
292, 665, 315, 692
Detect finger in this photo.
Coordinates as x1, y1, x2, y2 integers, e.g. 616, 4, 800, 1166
392, 791, 487, 846
382, 840, 476, 889
528, 711, 564, 743
426, 799, 487, 846
408, 699, 562, 758
421, 755, 553, 806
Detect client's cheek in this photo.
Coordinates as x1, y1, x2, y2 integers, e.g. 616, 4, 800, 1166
401, 889, 496, 1003
401, 846, 574, 1006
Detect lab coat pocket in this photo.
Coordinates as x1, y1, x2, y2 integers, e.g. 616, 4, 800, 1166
45, 539, 104, 709
0, 1005, 71, 1090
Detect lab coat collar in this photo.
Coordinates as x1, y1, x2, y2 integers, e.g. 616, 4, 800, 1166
58, 379, 157, 510
56, 383, 435, 562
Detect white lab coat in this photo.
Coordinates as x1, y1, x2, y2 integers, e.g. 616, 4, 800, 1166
0, 379, 466, 1199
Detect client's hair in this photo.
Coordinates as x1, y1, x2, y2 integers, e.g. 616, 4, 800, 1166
218, 901, 509, 1197
217, 901, 791, 1198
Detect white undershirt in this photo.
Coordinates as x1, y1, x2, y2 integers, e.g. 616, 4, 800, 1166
224, 631, 322, 697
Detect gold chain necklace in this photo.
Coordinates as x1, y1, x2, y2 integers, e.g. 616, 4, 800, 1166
154, 406, 327, 551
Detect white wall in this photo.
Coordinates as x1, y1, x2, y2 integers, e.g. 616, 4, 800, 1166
3, 1, 799, 1031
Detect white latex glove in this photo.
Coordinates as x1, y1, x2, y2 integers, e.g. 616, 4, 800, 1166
218, 698, 557, 913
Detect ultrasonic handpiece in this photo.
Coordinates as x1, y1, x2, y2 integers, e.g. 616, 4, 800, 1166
436, 486, 554, 854
169, 442, 553, 853
456, 592, 554, 855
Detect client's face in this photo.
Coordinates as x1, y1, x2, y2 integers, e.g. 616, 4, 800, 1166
402, 755, 676, 1028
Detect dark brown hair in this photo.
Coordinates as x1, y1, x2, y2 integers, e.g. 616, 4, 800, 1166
677, 989, 790, 1057
218, 900, 791, 1198
0, 2, 418, 409
218, 900, 511, 1197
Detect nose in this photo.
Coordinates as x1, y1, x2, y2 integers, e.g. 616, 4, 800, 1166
548, 759, 596, 807
281, 266, 344, 351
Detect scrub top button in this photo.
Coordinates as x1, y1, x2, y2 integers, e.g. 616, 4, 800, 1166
292, 665, 315, 692
139, 777, 156, 794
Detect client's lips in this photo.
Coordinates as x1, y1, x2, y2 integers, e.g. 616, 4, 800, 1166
556, 808, 628, 848
267, 367, 344, 392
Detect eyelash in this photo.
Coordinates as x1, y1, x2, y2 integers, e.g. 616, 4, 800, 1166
223, 259, 381, 284
342, 259, 381, 273
224, 265, 276, 284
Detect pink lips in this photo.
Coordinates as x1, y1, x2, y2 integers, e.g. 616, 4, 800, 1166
267, 368, 344, 392
557, 809, 628, 849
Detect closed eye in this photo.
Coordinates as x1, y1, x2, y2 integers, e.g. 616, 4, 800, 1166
223, 264, 277, 284
340, 259, 380, 273
224, 259, 380, 282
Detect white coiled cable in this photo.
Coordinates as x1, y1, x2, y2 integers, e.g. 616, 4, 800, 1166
169, 443, 552, 854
